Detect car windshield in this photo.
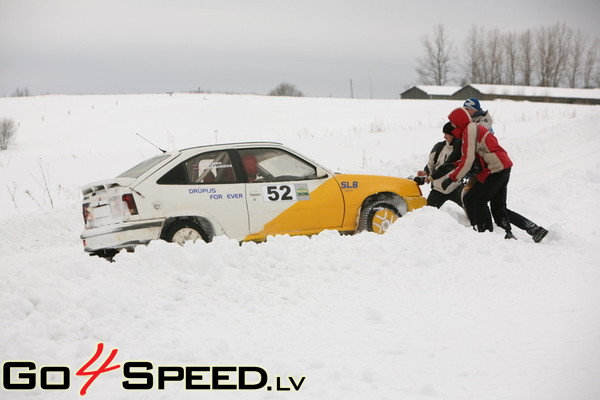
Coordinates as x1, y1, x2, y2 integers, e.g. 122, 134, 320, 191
259, 154, 315, 178
117, 154, 171, 179
238, 148, 317, 181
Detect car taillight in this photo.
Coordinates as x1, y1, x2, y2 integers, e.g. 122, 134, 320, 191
82, 203, 92, 223
122, 194, 139, 215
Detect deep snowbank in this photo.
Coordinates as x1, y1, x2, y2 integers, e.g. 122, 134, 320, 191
0, 94, 599, 399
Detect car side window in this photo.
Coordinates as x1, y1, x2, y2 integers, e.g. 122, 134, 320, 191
238, 148, 317, 182
157, 150, 238, 184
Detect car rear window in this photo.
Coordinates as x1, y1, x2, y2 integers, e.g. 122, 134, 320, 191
117, 154, 171, 179
157, 150, 238, 185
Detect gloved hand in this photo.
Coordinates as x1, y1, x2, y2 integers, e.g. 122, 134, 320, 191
441, 177, 454, 190
413, 176, 426, 185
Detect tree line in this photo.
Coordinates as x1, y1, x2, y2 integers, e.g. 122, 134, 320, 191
417, 23, 599, 89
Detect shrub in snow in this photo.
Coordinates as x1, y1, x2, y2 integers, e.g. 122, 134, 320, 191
0, 118, 17, 150
268, 82, 304, 97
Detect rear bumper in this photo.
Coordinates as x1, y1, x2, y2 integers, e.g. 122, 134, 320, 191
80, 219, 164, 253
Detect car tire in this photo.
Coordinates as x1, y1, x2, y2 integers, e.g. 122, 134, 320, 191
162, 220, 209, 246
358, 199, 403, 234
91, 248, 119, 261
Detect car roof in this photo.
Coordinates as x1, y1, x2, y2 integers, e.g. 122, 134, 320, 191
178, 141, 284, 153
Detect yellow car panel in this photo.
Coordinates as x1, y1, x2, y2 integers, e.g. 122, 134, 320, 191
244, 177, 345, 241
333, 174, 427, 229
244, 173, 426, 241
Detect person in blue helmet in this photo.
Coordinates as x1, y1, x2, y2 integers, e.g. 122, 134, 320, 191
463, 97, 495, 133
458, 98, 549, 242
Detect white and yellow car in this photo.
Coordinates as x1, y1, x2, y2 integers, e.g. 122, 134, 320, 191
81, 142, 426, 257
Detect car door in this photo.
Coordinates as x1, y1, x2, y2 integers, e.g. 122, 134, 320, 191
237, 148, 345, 240
153, 149, 251, 239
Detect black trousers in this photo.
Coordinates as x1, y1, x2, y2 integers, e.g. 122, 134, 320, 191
506, 209, 538, 233
427, 186, 463, 209
463, 168, 511, 233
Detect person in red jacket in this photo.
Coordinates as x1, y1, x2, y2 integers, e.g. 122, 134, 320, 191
441, 107, 513, 237
461, 98, 549, 242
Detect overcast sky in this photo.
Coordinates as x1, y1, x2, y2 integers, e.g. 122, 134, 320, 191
1, 0, 599, 98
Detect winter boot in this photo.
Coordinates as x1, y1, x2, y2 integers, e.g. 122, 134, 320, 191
530, 226, 549, 243
504, 231, 517, 240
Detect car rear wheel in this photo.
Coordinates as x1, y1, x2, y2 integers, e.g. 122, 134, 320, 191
162, 220, 209, 246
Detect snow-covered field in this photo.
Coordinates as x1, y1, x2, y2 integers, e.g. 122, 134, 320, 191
0, 93, 599, 399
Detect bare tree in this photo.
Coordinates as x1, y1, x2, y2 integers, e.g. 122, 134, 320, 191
583, 38, 599, 88
462, 25, 486, 84
268, 82, 304, 97
503, 32, 520, 85
567, 30, 587, 87
11, 88, 30, 97
486, 29, 504, 84
461, 26, 505, 85
550, 23, 572, 87
416, 24, 454, 85
0, 118, 17, 150
449, 23, 598, 88
535, 25, 554, 86
519, 29, 535, 86
535, 23, 573, 87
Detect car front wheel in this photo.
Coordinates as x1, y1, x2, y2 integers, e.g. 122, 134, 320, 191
358, 199, 403, 234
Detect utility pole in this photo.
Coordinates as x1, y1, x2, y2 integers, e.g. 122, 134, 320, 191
349, 79, 354, 98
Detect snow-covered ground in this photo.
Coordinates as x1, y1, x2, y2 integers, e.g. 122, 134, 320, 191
0, 93, 599, 399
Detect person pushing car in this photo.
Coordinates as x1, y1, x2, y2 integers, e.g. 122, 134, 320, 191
441, 107, 514, 237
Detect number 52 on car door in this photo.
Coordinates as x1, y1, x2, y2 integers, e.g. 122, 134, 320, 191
261, 184, 311, 202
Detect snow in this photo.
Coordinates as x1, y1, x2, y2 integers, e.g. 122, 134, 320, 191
0, 93, 599, 399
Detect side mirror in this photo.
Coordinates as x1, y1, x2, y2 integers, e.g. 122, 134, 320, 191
316, 166, 329, 179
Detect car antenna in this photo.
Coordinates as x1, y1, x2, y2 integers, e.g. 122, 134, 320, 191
136, 133, 166, 153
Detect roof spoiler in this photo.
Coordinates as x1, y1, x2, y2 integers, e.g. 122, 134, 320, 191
81, 177, 136, 196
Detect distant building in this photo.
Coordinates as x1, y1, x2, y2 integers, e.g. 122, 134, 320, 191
399, 85, 461, 100
454, 84, 600, 105
400, 84, 600, 105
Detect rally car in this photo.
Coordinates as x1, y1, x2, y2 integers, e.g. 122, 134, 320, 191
80, 142, 426, 257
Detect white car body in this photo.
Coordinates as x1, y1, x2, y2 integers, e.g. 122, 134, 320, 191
80, 142, 426, 257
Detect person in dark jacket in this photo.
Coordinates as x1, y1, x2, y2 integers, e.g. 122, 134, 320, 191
414, 122, 463, 208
